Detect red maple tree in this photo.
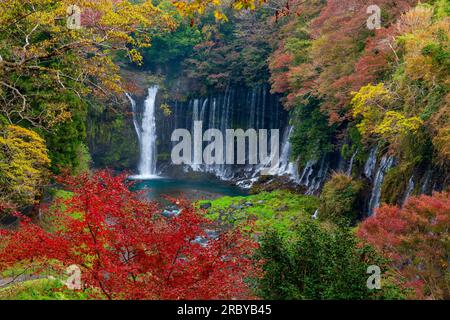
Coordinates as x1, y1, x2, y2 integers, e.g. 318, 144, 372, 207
358, 192, 449, 299
0, 171, 260, 299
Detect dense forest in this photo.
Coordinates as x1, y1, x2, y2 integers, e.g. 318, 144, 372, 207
0, 0, 448, 300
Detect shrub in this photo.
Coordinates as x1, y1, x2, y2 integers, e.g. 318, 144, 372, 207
319, 173, 363, 224
255, 220, 405, 300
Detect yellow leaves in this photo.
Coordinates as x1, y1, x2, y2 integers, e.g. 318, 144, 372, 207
374, 111, 423, 137
0, 125, 50, 206
128, 48, 143, 64
232, 0, 263, 11
160, 103, 172, 117
233, 3, 244, 10
351, 83, 392, 136
352, 83, 392, 117
107, 30, 134, 44
1, 0, 177, 101
173, 0, 262, 21
351, 84, 423, 144
43, 103, 72, 127
214, 10, 228, 22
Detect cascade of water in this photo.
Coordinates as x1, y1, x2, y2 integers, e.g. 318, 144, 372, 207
200, 98, 208, 122
204, 98, 217, 173
368, 155, 395, 215
277, 126, 293, 173
209, 98, 216, 130
306, 157, 328, 195
190, 99, 200, 171
218, 88, 233, 179
421, 169, 432, 194
298, 160, 316, 186
192, 99, 199, 123
346, 150, 358, 176
249, 88, 256, 128
136, 86, 159, 179
403, 175, 415, 203
364, 147, 378, 179
166, 85, 292, 187
126, 93, 141, 142
260, 84, 267, 129
264, 126, 297, 177
224, 89, 234, 179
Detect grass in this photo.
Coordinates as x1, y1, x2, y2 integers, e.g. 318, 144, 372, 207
0, 278, 88, 300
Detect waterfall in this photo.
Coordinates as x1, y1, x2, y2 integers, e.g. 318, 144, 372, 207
403, 175, 415, 203
266, 126, 297, 177
158, 85, 289, 187
191, 99, 200, 171
364, 147, 378, 179
192, 99, 199, 123
368, 155, 395, 215
298, 159, 316, 186
199, 98, 208, 122
133, 85, 159, 179
277, 126, 293, 174
306, 157, 329, 195
126, 93, 141, 142
312, 209, 319, 220
346, 150, 358, 175
421, 170, 432, 194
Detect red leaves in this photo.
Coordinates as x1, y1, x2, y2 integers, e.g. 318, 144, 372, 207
0, 170, 260, 299
358, 192, 450, 299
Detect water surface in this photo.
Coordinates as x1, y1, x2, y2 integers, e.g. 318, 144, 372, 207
130, 176, 247, 203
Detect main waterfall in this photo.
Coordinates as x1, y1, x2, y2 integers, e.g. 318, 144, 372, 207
129, 85, 159, 179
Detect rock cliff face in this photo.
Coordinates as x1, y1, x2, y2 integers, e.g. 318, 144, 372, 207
86, 101, 139, 171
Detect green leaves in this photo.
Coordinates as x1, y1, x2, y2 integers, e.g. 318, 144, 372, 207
319, 173, 363, 225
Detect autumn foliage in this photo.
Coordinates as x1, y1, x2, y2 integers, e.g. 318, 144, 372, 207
0, 125, 50, 208
0, 171, 260, 299
358, 192, 450, 299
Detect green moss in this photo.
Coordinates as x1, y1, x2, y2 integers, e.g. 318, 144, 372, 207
290, 101, 335, 165
86, 106, 139, 169
198, 190, 319, 236
381, 165, 411, 205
